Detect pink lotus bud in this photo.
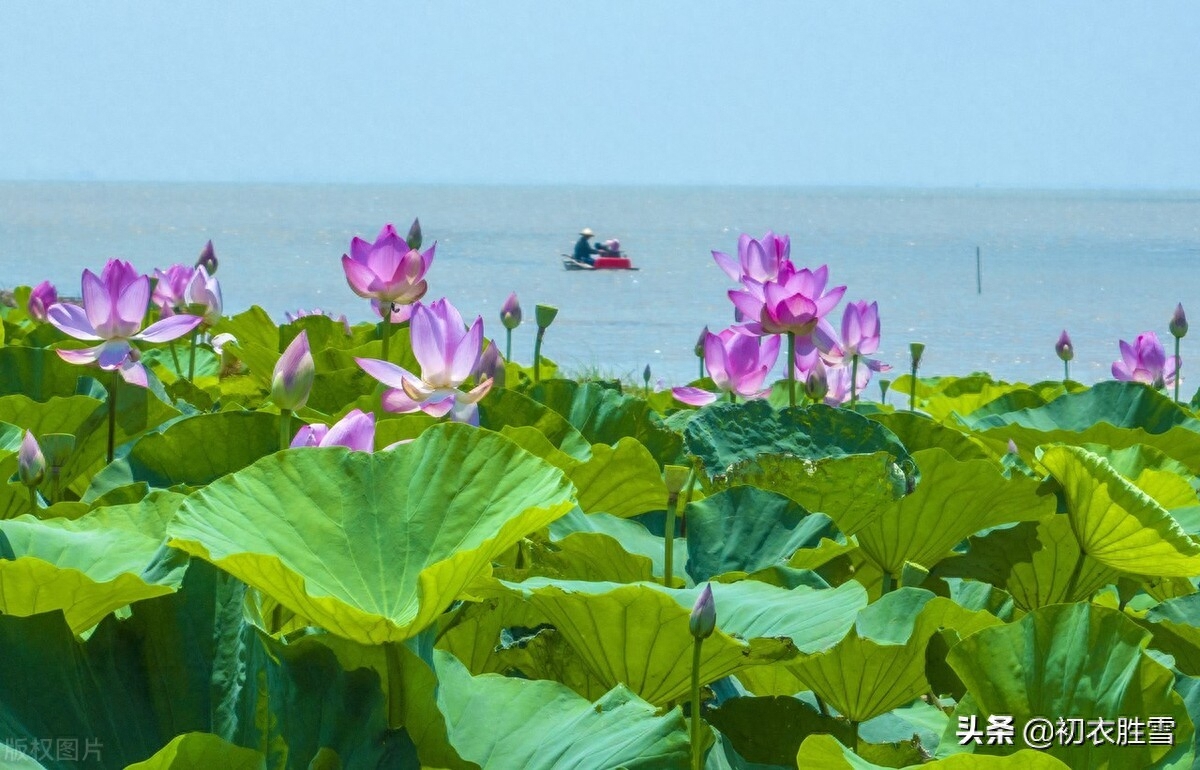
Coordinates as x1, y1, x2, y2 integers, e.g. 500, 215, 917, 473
271, 331, 315, 411
804, 360, 829, 401
694, 326, 709, 357
18, 431, 45, 487
1170, 304, 1188, 339
690, 584, 716, 640
195, 240, 218, 274
28, 281, 58, 322
1007, 439, 1019, 455
406, 218, 422, 251
500, 292, 522, 330
1055, 330, 1074, 362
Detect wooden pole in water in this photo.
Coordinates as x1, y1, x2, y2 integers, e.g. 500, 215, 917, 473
976, 246, 982, 294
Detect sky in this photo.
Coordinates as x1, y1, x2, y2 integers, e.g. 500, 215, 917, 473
1, 2, 1197, 188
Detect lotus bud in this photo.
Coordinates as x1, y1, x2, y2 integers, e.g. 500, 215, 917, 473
909, 342, 925, 370
643, 364, 652, 389
664, 465, 689, 496
1170, 303, 1188, 339
535, 304, 558, 329
1007, 439, 1019, 455
804, 360, 828, 402
271, 330, 315, 411
474, 340, 504, 383
690, 583, 716, 640
500, 292, 522, 330
405, 218, 423, 251
18, 431, 45, 487
694, 327, 708, 358
1055, 330, 1074, 362
195, 240, 218, 274
27, 281, 57, 322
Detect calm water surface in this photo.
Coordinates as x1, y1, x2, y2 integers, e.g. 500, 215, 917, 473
2, 182, 1198, 389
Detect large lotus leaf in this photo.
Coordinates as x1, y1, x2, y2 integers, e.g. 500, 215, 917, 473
855, 448, 1054, 576
947, 602, 1194, 769
797, 734, 1070, 769
124, 733, 264, 770
0, 492, 186, 633
478, 387, 592, 459
489, 578, 866, 705
0, 394, 101, 442
1083, 443, 1200, 494
528, 380, 683, 466
281, 312, 379, 352
1039, 445, 1200, 577
969, 380, 1200, 434
168, 424, 575, 644
83, 412, 284, 499
528, 509, 686, 585
685, 485, 837, 583
434, 648, 690, 769
0, 346, 98, 400
1135, 594, 1200, 677
869, 411, 992, 461
684, 401, 910, 481
706, 696, 853, 767
890, 374, 1039, 423
934, 515, 1116, 611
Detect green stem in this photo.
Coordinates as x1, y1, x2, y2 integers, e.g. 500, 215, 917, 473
1064, 550, 1087, 602
169, 341, 183, 377
381, 308, 393, 363
850, 720, 860, 755
106, 370, 118, 464
679, 468, 698, 538
814, 694, 829, 717
1064, 358, 1070, 384
698, 355, 705, 380
27, 486, 38, 515
729, 392, 737, 404
908, 361, 918, 413
691, 637, 705, 770
850, 354, 860, 407
188, 330, 198, 381
880, 571, 894, 595
787, 332, 796, 408
278, 409, 292, 452
1174, 337, 1181, 403
534, 328, 546, 383
664, 494, 677, 588
505, 327, 513, 362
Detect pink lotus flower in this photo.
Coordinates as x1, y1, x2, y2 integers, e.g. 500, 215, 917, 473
18, 431, 45, 487
27, 281, 57, 322
195, 240, 218, 274
500, 292, 522, 330
152, 264, 195, 315
356, 298, 493, 425
729, 262, 845, 337
1055, 330, 1074, 362
818, 300, 891, 374
672, 329, 780, 406
272, 330, 316, 411
712, 232, 790, 285
342, 224, 434, 313
1112, 332, 1178, 388
290, 408, 375, 451
824, 360, 873, 405
47, 259, 202, 386
186, 265, 222, 326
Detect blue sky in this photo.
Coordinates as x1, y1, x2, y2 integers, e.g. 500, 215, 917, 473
1, 2, 1197, 188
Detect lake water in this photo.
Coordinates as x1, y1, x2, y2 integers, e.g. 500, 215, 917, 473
2, 182, 1198, 390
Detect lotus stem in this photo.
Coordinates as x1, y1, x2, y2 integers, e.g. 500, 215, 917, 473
729, 392, 737, 404
815, 694, 829, 717
850, 720, 860, 755
106, 370, 118, 464
381, 308, 393, 363
787, 332, 796, 408
505, 327, 513, 362
1064, 550, 1086, 602
27, 487, 38, 515
1063, 358, 1070, 384
880, 571, 893, 595
663, 498, 677, 588
698, 355, 705, 381
188, 329, 198, 381
278, 409, 292, 452
908, 366, 917, 413
850, 354, 860, 408
690, 637, 705, 770
1174, 337, 1181, 403
169, 341, 183, 377
534, 328, 546, 383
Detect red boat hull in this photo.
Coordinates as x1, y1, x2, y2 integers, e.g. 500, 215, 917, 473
593, 256, 633, 269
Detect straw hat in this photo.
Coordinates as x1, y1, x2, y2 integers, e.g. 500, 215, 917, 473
580, 228, 594, 237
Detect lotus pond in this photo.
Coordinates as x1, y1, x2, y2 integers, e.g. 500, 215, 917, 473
2, 226, 1200, 770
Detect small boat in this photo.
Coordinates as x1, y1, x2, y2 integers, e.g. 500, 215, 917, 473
561, 254, 639, 271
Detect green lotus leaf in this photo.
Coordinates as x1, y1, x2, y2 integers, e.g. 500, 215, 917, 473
0, 492, 186, 633
970, 380, 1200, 434
684, 485, 836, 582
1039, 445, 1200, 576
869, 411, 992, 461
85, 412, 284, 499
947, 602, 1194, 769
1082, 443, 1200, 495
797, 734, 1070, 769
434, 648, 690, 769
684, 401, 910, 481
891, 374, 1063, 424
124, 733, 264, 770
489, 578, 865, 705
934, 515, 1117, 611
855, 448, 1054, 577
0, 346, 98, 400
706, 695, 854, 767
478, 387, 592, 459
168, 424, 576, 644
525, 509, 685, 585
528, 379, 683, 466
1136, 594, 1200, 677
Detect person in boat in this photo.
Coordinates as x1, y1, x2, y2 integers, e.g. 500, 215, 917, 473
597, 238, 621, 257
573, 228, 600, 265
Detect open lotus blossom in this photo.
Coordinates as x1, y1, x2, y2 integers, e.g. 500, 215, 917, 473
28, 281, 57, 322
342, 224, 434, 314
152, 264, 196, 315
1112, 331, 1178, 388
729, 262, 845, 337
290, 408, 375, 451
824, 360, 873, 405
712, 231, 790, 285
47, 259, 203, 386
673, 328, 780, 406
356, 298, 492, 425
818, 300, 891, 373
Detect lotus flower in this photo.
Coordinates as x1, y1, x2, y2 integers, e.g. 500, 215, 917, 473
185, 265, 222, 326
824, 360, 873, 405
195, 240, 218, 274
1112, 331, 1177, 388
272, 330, 315, 410
370, 298, 415, 324
27, 281, 57, 322
819, 300, 891, 373
729, 262, 845, 337
152, 264, 195, 315
47, 259, 202, 386
712, 232, 790, 284
673, 329, 780, 406
1170, 304, 1188, 339
500, 292, 522, 330
18, 431, 45, 487
1055, 330, 1074, 362
342, 224, 434, 313
804, 360, 829, 402
356, 298, 493, 425
290, 408, 375, 451
690, 584, 716, 640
